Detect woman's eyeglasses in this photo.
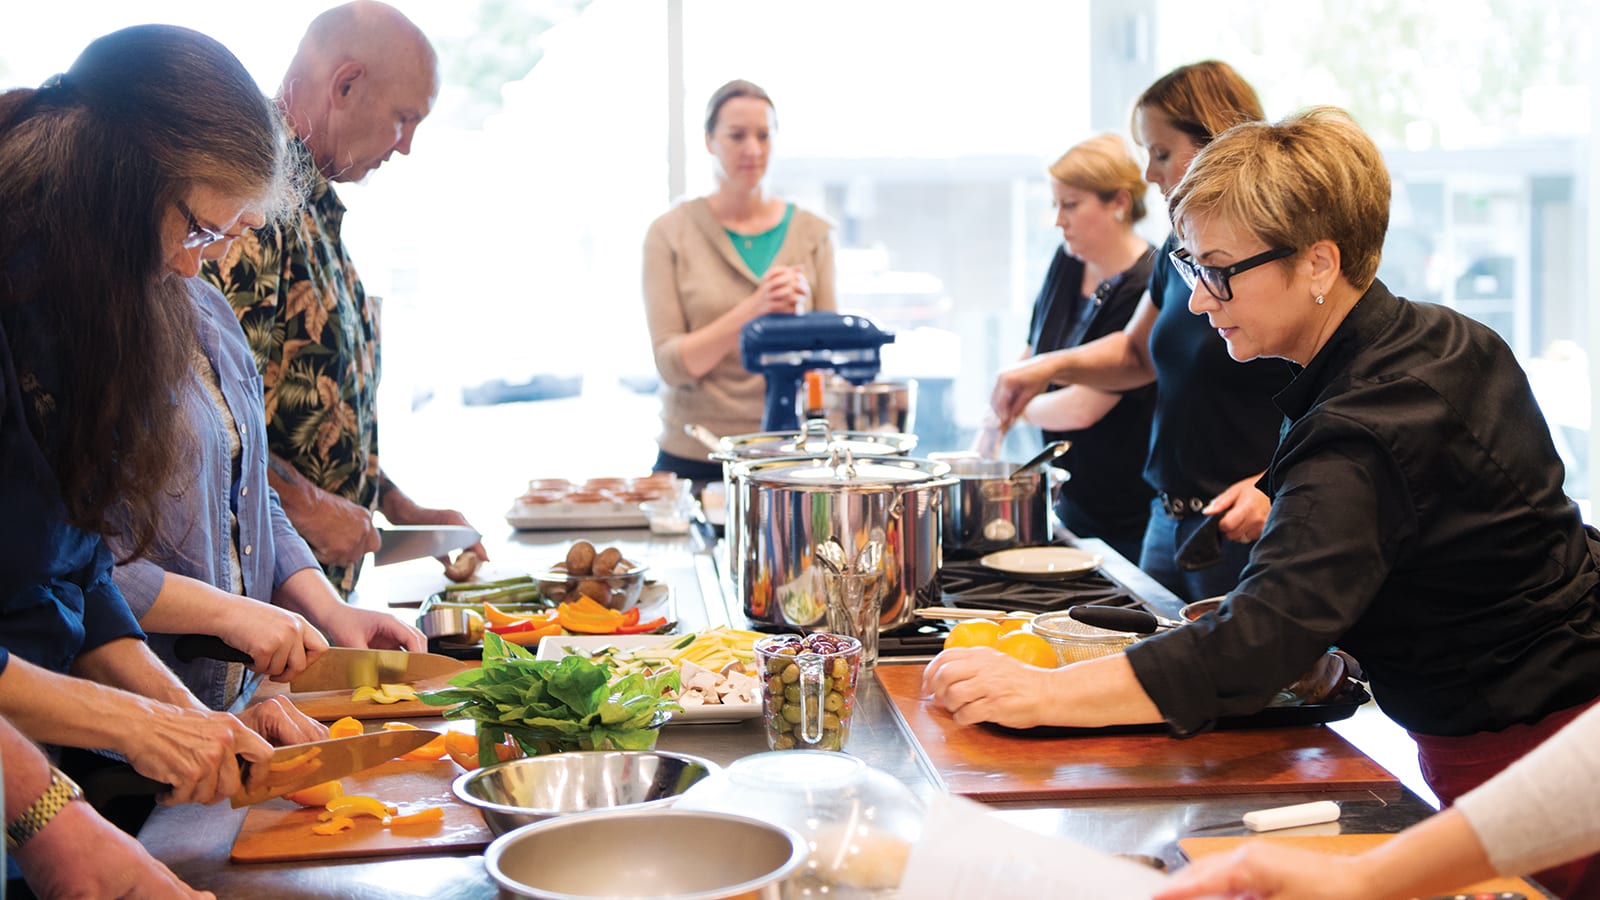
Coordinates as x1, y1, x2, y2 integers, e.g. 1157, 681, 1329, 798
176, 200, 228, 250
1169, 246, 1296, 301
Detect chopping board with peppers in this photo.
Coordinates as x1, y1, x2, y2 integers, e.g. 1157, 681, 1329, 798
230, 757, 492, 863
1179, 835, 1540, 895
876, 664, 1399, 801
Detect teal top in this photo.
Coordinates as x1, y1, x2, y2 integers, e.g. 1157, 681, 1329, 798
725, 204, 795, 277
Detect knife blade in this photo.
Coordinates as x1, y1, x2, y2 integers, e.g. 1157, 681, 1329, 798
82, 729, 439, 808
373, 525, 482, 566
289, 646, 467, 692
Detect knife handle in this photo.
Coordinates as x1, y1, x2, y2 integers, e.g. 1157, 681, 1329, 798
174, 634, 254, 665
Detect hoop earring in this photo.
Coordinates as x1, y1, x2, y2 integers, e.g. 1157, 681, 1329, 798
1315, 294, 1325, 306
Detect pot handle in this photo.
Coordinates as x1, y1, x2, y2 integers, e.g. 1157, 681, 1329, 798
801, 416, 835, 452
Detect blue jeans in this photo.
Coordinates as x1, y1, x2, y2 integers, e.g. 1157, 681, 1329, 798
1139, 498, 1254, 604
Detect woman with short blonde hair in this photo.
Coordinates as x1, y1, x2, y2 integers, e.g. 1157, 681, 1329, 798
992, 132, 1158, 561
939, 107, 1600, 899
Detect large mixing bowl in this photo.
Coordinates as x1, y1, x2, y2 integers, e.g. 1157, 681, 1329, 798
453, 750, 720, 835
485, 808, 807, 899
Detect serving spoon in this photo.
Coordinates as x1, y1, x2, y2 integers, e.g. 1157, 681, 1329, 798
1009, 439, 1071, 479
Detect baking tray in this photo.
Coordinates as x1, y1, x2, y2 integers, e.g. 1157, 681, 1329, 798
991, 682, 1370, 738
418, 582, 675, 660
504, 501, 647, 530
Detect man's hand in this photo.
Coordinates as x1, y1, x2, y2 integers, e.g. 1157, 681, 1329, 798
379, 488, 488, 571
266, 454, 379, 567
118, 704, 274, 805
15, 800, 214, 899
922, 647, 1055, 728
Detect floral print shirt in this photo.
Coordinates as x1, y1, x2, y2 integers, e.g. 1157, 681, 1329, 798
201, 139, 381, 594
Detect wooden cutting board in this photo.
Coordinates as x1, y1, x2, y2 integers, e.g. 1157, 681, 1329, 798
1180, 835, 1540, 895
230, 758, 492, 863
877, 664, 1398, 801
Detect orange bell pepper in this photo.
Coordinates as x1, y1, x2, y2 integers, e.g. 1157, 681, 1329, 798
284, 780, 344, 808
557, 596, 625, 634
328, 716, 363, 739
312, 815, 356, 836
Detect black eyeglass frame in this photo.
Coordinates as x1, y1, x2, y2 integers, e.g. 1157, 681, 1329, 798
1169, 245, 1296, 302
175, 200, 228, 250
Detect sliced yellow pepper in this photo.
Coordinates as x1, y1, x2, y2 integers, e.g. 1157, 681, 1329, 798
311, 815, 356, 836
269, 746, 322, 772
324, 794, 394, 821
388, 807, 444, 827
284, 780, 344, 808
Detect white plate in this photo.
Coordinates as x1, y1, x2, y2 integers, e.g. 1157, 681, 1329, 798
504, 501, 648, 531
535, 634, 760, 725
978, 546, 1102, 581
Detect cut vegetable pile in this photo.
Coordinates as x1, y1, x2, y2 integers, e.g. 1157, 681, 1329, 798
555, 626, 764, 708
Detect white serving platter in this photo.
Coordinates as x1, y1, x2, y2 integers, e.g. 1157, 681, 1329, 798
535, 634, 761, 725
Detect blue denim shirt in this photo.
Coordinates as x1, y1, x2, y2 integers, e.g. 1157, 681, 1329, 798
109, 281, 318, 710
0, 310, 144, 678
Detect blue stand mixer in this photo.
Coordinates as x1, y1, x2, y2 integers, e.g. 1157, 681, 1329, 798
740, 312, 895, 431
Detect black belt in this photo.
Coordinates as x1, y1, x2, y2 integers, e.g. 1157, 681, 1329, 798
1159, 492, 1207, 519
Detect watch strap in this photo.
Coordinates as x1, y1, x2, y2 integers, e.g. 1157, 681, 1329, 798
5, 765, 82, 852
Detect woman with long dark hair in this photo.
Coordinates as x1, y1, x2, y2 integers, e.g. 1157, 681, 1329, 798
0, 25, 317, 825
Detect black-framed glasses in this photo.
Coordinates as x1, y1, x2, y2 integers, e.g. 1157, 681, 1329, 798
175, 200, 227, 250
1169, 245, 1296, 301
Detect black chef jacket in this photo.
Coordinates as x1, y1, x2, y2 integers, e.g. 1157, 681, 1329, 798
1127, 279, 1600, 737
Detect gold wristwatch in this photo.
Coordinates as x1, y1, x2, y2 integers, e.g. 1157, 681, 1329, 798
5, 766, 83, 852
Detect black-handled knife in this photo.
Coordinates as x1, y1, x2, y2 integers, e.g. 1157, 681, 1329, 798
173, 634, 255, 665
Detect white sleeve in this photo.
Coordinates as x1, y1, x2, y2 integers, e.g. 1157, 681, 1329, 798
1455, 701, 1600, 875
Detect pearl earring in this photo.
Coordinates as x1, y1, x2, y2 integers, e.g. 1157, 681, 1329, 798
1114, 211, 1124, 222
1315, 294, 1325, 306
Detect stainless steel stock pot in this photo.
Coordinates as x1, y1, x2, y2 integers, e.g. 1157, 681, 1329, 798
729, 452, 954, 632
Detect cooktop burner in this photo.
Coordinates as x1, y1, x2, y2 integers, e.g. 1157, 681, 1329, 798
876, 557, 1149, 657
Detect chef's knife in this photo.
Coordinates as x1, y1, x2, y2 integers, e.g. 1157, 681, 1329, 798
173, 638, 467, 692
82, 729, 439, 808
373, 525, 482, 566
288, 646, 467, 692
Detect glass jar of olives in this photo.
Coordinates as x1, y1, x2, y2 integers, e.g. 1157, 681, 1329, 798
754, 632, 863, 751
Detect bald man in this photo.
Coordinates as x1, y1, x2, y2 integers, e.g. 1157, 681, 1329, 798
203, 1, 485, 596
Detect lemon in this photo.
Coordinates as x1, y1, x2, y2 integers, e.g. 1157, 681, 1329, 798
943, 620, 1002, 649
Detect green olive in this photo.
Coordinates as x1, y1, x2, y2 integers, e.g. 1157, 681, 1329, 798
782, 703, 803, 724
773, 734, 796, 750
783, 684, 802, 703
780, 663, 801, 684
822, 712, 841, 730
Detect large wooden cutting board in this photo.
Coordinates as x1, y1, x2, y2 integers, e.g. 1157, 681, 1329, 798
877, 664, 1398, 802
230, 758, 492, 863
1180, 835, 1540, 895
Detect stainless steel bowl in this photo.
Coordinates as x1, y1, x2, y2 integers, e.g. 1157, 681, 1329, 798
453, 750, 720, 836
486, 808, 806, 900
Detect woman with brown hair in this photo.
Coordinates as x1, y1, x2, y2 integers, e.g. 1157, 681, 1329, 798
0, 24, 323, 838
643, 78, 837, 481
932, 107, 1600, 897
994, 133, 1158, 562
990, 61, 1290, 602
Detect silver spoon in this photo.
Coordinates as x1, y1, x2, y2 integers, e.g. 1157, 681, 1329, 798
1010, 439, 1072, 479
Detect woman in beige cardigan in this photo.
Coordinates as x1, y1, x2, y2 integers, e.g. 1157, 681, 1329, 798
643, 79, 837, 480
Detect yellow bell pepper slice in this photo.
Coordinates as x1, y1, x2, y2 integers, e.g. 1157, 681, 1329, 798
284, 780, 344, 808
388, 807, 444, 827
324, 795, 394, 821
312, 815, 356, 836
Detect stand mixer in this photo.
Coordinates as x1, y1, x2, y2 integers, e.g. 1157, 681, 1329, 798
740, 312, 895, 431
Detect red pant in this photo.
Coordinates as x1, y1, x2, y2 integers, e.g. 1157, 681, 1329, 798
1411, 697, 1600, 899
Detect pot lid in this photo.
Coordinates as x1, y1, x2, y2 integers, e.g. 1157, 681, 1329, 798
736, 455, 951, 488
718, 429, 917, 459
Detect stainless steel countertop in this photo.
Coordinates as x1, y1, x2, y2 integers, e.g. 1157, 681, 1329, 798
138, 528, 1456, 897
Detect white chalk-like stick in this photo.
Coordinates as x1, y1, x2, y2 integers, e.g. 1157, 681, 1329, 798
1242, 800, 1341, 832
